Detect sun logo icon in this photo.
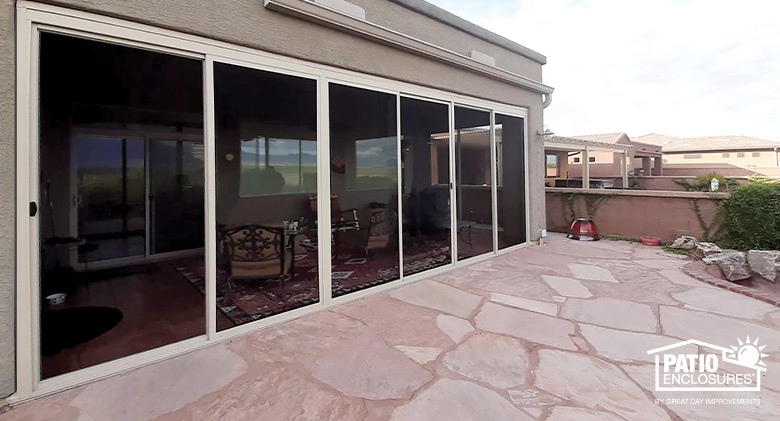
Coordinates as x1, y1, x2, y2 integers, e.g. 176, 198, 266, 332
727, 336, 769, 368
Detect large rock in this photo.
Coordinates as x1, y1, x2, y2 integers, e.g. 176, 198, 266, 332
669, 235, 698, 250
747, 250, 780, 282
694, 241, 722, 257
703, 251, 751, 281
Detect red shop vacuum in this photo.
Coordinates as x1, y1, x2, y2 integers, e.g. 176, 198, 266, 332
568, 218, 599, 241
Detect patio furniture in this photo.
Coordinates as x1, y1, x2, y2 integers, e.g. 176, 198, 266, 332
219, 224, 294, 300
309, 195, 361, 256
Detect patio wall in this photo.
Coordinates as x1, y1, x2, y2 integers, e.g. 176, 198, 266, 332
545, 188, 729, 242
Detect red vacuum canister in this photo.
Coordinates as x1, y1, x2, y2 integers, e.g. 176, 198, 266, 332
567, 218, 599, 241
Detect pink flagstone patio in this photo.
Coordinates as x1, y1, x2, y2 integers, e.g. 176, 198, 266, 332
3, 234, 780, 420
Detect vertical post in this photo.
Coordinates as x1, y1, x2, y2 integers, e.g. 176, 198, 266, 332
204, 57, 217, 340
582, 146, 590, 189
642, 156, 651, 176
622, 150, 629, 189
653, 156, 663, 176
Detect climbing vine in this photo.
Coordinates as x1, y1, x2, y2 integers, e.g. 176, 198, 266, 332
691, 198, 728, 244
553, 192, 615, 230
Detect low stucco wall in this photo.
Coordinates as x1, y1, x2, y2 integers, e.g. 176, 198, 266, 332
545, 188, 728, 242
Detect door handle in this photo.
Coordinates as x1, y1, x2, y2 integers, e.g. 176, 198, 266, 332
29, 201, 38, 217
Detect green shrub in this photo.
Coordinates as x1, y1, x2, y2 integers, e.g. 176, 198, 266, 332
725, 181, 780, 250
675, 173, 739, 192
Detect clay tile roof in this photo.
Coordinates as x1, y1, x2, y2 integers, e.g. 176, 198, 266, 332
635, 134, 780, 152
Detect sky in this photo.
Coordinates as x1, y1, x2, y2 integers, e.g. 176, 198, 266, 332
425, 0, 780, 140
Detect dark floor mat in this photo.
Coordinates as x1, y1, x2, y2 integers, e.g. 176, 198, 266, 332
41, 307, 123, 355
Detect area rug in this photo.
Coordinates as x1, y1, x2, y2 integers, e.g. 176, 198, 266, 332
176, 240, 450, 326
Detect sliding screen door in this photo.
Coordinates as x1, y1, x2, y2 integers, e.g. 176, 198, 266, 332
400, 97, 452, 276
454, 107, 493, 260
38, 32, 205, 378
214, 63, 319, 331
496, 114, 527, 249
329, 84, 399, 296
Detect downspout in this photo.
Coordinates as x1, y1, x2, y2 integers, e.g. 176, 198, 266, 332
542, 92, 553, 109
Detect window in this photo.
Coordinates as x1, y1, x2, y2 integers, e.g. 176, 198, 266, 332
573, 157, 581, 163
239, 137, 317, 197
737, 152, 745, 158
752, 152, 761, 157
546, 154, 559, 177
722, 153, 730, 158
588, 156, 596, 163
684, 154, 702, 159
347, 136, 398, 190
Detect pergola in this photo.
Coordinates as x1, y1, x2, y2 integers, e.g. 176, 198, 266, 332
544, 135, 632, 189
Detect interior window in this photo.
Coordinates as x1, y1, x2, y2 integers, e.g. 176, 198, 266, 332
239, 137, 317, 197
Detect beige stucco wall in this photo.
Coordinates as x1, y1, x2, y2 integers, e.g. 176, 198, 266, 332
0, 0, 549, 398
664, 150, 780, 167
0, 0, 14, 399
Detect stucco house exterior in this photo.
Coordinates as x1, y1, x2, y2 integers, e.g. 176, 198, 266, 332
0, 0, 552, 403
548, 132, 662, 182
636, 133, 780, 177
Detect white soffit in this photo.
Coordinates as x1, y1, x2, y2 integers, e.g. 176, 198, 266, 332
312, 0, 366, 20
470, 50, 496, 67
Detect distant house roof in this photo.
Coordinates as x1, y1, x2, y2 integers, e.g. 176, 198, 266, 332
635, 134, 780, 152
571, 133, 630, 144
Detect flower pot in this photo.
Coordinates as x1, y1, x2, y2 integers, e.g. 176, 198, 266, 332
641, 236, 661, 246
567, 218, 599, 241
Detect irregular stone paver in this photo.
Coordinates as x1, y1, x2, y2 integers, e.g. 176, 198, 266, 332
547, 406, 624, 421
476, 302, 577, 350
6, 233, 780, 421
490, 292, 558, 316
70, 345, 247, 421
332, 295, 452, 348
443, 333, 530, 388
390, 280, 482, 318
389, 379, 534, 421
660, 306, 780, 352
623, 364, 780, 421
436, 314, 474, 343
542, 275, 593, 298
672, 287, 777, 320
157, 366, 366, 421
561, 297, 658, 333
311, 334, 432, 400
394, 346, 442, 365
579, 324, 696, 363
568, 264, 618, 283
535, 350, 670, 421
508, 388, 563, 407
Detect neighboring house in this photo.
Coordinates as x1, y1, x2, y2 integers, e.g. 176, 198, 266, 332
636, 134, 780, 177
0, 0, 553, 402
562, 133, 663, 179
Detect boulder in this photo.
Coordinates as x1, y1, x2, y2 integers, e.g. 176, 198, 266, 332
694, 242, 722, 257
669, 235, 698, 250
747, 250, 780, 282
703, 251, 751, 281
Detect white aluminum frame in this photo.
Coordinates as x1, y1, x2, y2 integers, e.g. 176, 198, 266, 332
13, 0, 532, 402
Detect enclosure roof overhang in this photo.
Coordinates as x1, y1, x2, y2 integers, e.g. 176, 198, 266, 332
263, 0, 554, 95
544, 135, 631, 153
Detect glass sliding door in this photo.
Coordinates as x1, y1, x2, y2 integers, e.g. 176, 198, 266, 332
149, 139, 205, 254
75, 135, 145, 262
38, 32, 205, 378
454, 106, 494, 260
496, 114, 527, 249
214, 63, 319, 331
329, 84, 399, 296
400, 97, 452, 276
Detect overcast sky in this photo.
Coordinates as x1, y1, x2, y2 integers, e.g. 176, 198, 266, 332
425, 0, 780, 140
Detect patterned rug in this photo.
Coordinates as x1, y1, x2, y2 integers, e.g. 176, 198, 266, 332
176, 239, 450, 326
